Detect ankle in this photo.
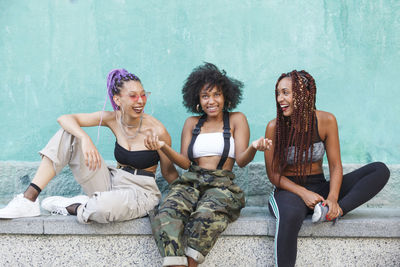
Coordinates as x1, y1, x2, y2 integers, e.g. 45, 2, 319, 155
23, 193, 37, 202
66, 203, 81, 215
23, 183, 42, 202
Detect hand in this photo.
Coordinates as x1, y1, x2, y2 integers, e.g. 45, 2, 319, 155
323, 198, 343, 221
300, 189, 325, 209
81, 137, 101, 171
252, 137, 272, 151
144, 133, 165, 151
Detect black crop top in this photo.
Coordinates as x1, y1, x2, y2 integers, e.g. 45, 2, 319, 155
114, 142, 160, 169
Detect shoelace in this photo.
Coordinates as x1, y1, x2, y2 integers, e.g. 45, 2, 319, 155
51, 207, 69, 216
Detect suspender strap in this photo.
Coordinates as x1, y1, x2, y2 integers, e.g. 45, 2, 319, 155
216, 112, 231, 169
187, 114, 207, 164
187, 112, 231, 170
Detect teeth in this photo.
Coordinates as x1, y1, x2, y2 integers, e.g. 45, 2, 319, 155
281, 105, 288, 108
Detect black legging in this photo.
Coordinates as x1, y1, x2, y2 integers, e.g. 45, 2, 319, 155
268, 162, 390, 267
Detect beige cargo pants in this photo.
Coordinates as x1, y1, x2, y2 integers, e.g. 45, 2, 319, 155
39, 129, 161, 223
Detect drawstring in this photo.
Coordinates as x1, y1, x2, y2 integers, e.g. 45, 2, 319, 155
96, 95, 108, 145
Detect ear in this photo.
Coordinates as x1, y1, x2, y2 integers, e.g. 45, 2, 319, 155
113, 95, 121, 108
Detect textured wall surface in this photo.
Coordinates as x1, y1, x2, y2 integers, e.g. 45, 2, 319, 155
0, 0, 399, 163
1, 162, 398, 207
0, 235, 398, 266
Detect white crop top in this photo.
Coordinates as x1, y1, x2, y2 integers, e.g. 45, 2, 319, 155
192, 132, 235, 159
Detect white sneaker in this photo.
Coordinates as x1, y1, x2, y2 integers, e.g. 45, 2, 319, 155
0, 194, 41, 218
41, 195, 89, 216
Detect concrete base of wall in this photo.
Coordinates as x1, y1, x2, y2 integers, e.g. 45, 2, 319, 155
0, 162, 399, 266
0, 235, 398, 266
0, 207, 399, 266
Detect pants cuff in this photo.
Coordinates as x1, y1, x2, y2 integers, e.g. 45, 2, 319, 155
162, 256, 188, 266
185, 247, 205, 264
76, 204, 91, 224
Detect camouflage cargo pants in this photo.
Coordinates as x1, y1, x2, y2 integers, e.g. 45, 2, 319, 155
150, 165, 245, 266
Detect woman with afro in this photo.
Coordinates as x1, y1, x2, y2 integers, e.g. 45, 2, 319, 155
145, 62, 271, 266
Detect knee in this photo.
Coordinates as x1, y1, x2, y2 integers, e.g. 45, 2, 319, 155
189, 210, 229, 231
279, 208, 305, 227
372, 161, 390, 183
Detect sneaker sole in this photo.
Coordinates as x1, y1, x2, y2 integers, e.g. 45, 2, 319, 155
0, 211, 41, 219
312, 204, 323, 223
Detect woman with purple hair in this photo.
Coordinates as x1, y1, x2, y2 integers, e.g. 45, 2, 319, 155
0, 69, 178, 224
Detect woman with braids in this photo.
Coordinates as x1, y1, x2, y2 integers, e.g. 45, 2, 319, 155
0, 69, 178, 224
145, 62, 271, 267
264, 70, 390, 267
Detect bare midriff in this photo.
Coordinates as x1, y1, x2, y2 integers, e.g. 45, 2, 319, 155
194, 156, 235, 171
282, 160, 323, 177
144, 165, 158, 174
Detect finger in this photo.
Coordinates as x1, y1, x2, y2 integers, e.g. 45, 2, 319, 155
265, 138, 272, 150
156, 136, 160, 148
89, 151, 96, 170
84, 153, 89, 168
151, 135, 158, 146
327, 207, 335, 219
87, 152, 93, 170
89, 152, 95, 171
95, 152, 101, 169
146, 135, 155, 149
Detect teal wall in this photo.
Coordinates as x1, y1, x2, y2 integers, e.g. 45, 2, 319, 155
1, 0, 399, 163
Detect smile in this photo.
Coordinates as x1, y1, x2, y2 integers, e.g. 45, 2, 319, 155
280, 105, 289, 111
132, 107, 143, 113
206, 106, 218, 112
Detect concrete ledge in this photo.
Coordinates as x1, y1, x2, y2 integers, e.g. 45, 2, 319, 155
0, 207, 399, 266
1, 207, 399, 237
0, 162, 399, 265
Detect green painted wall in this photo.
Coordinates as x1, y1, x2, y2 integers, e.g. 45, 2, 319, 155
1, 0, 399, 163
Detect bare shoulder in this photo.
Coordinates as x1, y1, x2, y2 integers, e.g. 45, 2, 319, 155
230, 111, 246, 121
316, 110, 337, 126
229, 112, 248, 127
98, 111, 116, 124
267, 118, 276, 129
315, 110, 338, 140
143, 113, 168, 136
265, 118, 276, 138
183, 115, 201, 128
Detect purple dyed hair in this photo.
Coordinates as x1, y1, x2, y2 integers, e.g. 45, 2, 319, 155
107, 68, 141, 110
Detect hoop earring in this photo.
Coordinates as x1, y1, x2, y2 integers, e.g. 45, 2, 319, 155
196, 104, 201, 112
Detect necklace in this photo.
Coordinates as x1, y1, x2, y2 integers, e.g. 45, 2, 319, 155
118, 111, 143, 139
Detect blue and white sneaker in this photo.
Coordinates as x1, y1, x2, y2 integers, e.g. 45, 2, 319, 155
312, 202, 329, 223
